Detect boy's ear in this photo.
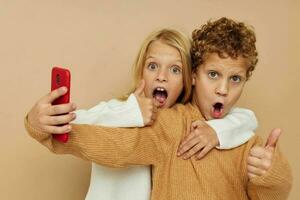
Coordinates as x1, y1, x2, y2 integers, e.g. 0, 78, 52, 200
192, 71, 196, 86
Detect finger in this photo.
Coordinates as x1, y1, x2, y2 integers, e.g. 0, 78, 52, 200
196, 144, 213, 160
178, 135, 202, 157
178, 133, 196, 154
134, 79, 145, 97
249, 146, 266, 158
248, 172, 257, 179
250, 146, 273, 160
47, 103, 76, 116
191, 120, 205, 129
265, 128, 282, 148
247, 165, 267, 176
42, 124, 72, 134
247, 155, 262, 167
43, 113, 76, 126
40, 87, 68, 104
182, 142, 205, 159
247, 155, 271, 170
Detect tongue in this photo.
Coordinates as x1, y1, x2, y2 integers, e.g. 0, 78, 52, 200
154, 93, 166, 103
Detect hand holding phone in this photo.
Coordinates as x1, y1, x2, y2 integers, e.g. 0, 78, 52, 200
51, 66, 71, 143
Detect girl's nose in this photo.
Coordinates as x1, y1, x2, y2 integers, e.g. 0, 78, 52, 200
156, 69, 168, 82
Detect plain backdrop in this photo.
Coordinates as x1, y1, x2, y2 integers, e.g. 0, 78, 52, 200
0, 0, 299, 199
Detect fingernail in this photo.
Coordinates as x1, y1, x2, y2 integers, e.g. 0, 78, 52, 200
66, 125, 71, 130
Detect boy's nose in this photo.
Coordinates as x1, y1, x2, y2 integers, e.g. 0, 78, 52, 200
156, 69, 168, 82
216, 81, 228, 97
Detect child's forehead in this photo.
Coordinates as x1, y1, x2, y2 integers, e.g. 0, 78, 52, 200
147, 40, 178, 52
202, 53, 249, 72
146, 40, 182, 59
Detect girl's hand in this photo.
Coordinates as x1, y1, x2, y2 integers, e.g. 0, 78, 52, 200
177, 120, 219, 160
134, 80, 157, 126
247, 128, 281, 178
27, 87, 77, 134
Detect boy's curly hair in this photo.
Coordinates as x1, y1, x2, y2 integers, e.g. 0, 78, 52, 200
191, 17, 258, 79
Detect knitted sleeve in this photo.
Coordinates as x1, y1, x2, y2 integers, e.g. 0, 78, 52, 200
247, 144, 293, 200
24, 109, 180, 168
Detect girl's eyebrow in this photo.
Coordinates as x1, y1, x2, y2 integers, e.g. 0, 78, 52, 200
174, 59, 183, 63
146, 55, 155, 59
145, 56, 182, 64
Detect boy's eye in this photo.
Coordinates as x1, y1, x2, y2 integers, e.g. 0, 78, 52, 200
170, 65, 182, 74
231, 75, 241, 83
208, 71, 218, 79
147, 62, 158, 70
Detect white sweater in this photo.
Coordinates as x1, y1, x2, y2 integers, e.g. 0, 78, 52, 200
72, 94, 257, 200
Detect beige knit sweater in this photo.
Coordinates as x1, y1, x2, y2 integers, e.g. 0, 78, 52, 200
25, 103, 292, 200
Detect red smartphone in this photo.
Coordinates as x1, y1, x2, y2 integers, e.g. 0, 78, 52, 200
51, 66, 71, 143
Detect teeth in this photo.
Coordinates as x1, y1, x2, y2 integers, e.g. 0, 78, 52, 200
156, 87, 165, 91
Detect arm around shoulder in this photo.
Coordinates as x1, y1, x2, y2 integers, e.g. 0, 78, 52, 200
25, 112, 165, 168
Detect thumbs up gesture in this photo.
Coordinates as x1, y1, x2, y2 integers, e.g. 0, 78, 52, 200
134, 80, 157, 126
247, 128, 282, 179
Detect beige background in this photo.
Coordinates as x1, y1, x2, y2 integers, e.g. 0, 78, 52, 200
0, 0, 299, 199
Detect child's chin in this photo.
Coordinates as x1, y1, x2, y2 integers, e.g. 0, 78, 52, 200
160, 102, 168, 108
155, 100, 167, 108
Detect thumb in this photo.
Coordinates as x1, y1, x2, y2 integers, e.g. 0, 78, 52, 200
134, 80, 145, 97
265, 128, 282, 148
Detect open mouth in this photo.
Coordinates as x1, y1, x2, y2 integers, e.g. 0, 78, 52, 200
152, 87, 168, 107
212, 102, 224, 118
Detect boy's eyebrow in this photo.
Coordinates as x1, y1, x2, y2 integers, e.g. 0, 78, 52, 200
205, 64, 247, 76
234, 70, 247, 75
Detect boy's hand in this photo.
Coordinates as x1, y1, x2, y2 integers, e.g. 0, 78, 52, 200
134, 80, 157, 126
28, 87, 77, 134
247, 128, 281, 179
177, 120, 219, 160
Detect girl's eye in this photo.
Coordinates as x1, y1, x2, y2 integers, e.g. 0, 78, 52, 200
147, 62, 158, 70
208, 71, 218, 79
231, 75, 241, 83
170, 66, 182, 74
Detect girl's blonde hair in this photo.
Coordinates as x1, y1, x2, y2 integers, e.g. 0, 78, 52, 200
122, 28, 192, 104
